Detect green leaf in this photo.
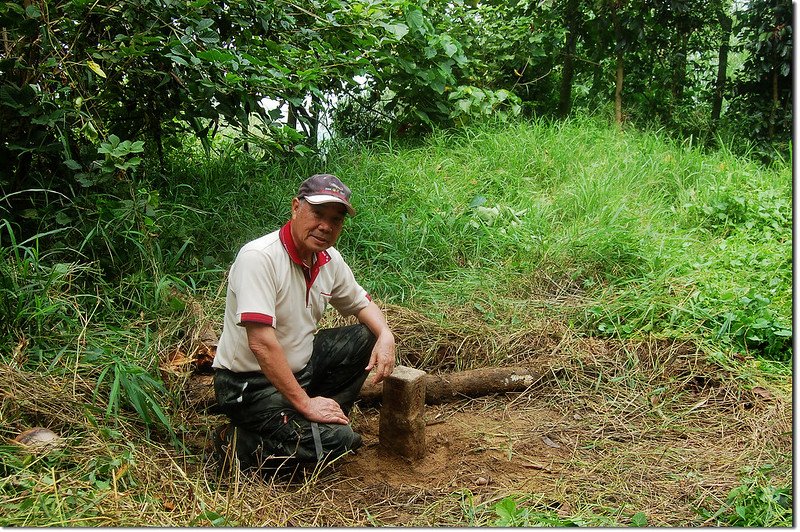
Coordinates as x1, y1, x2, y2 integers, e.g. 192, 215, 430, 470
75, 173, 94, 187
4, 3, 25, 15
750, 318, 770, 329
494, 497, 517, 522
25, 4, 41, 18
167, 54, 190, 66
406, 9, 426, 35
631, 511, 648, 526
197, 49, 236, 63
55, 212, 72, 225
87, 60, 107, 78
441, 37, 458, 57
381, 22, 409, 40
195, 18, 214, 31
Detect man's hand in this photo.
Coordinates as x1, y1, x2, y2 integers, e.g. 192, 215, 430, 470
366, 331, 396, 385
356, 301, 397, 385
301, 396, 350, 424
246, 323, 350, 424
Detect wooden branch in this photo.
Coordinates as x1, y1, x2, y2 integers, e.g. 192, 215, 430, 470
359, 366, 548, 405
186, 367, 550, 412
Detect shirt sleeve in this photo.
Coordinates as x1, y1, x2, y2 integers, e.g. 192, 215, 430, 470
329, 259, 371, 317
229, 248, 277, 327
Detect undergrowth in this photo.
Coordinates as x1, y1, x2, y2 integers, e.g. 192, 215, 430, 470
0, 117, 791, 526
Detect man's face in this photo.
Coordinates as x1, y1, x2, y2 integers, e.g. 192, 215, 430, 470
290, 198, 347, 259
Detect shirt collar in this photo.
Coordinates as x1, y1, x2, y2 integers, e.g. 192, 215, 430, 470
279, 221, 332, 270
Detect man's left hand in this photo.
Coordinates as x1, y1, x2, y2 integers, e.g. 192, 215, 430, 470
366, 331, 396, 384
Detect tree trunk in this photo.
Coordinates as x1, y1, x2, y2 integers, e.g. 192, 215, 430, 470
613, 4, 624, 127
184, 367, 552, 410
769, 68, 778, 139
309, 93, 321, 148
287, 103, 298, 130
711, 9, 732, 124
671, 32, 688, 103
240, 98, 250, 153
558, 0, 580, 118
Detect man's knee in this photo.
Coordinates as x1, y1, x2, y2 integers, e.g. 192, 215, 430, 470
317, 422, 361, 458
355, 323, 376, 345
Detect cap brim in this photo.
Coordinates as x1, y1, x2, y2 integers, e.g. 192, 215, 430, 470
303, 194, 356, 216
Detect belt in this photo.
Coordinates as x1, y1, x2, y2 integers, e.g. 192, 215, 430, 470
310, 422, 324, 461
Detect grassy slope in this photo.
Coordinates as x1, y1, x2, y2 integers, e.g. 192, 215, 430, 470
0, 117, 792, 526
329, 118, 791, 360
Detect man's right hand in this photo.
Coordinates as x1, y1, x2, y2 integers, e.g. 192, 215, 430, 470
247, 323, 350, 425
302, 396, 350, 425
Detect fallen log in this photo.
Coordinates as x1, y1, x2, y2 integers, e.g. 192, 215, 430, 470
359, 366, 548, 405
185, 366, 549, 411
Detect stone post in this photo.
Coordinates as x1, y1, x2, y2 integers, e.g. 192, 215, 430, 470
379, 365, 427, 460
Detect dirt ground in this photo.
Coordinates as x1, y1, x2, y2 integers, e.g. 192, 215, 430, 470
187, 335, 791, 527
339, 398, 580, 524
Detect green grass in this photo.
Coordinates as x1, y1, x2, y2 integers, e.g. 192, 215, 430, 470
321, 118, 791, 361
0, 116, 791, 526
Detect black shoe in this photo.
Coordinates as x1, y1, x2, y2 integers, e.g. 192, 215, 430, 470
350, 432, 363, 451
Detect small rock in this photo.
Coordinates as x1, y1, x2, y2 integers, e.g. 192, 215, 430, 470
475, 476, 490, 486
14, 427, 60, 449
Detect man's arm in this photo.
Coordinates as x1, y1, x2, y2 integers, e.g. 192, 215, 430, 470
356, 301, 396, 384
245, 322, 349, 424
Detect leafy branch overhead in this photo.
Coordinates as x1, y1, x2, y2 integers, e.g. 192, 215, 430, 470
3, 0, 789, 189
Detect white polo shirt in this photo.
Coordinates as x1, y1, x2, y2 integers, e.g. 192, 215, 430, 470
213, 221, 371, 374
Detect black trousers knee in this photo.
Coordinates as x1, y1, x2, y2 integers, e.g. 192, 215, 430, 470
213, 324, 376, 468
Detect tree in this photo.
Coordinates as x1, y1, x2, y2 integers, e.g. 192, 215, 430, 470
711, 5, 733, 125
731, 0, 792, 141
558, 0, 582, 117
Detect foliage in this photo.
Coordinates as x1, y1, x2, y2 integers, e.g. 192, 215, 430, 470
1, 0, 379, 182
0, 118, 792, 527
724, 0, 792, 159
493, 496, 579, 527
0, 440, 137, 526
492, 495, 651, 527
698, 466, 792, 527
329, 119, 791, 360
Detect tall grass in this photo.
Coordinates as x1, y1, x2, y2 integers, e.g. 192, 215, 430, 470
324, 118, 790, 361
1, 116, 790, 436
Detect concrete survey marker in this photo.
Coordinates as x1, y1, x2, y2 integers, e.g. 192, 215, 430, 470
378, 365, 427, 460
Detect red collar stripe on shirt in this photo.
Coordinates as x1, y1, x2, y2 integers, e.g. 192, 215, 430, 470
279, 221, 332, 304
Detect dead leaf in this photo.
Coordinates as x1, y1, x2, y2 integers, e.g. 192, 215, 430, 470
649, 394, 662, 406
522, 462, 551, 472
198, 323, 218, 345
541, 435, 561, 449
752, 386, 772, 399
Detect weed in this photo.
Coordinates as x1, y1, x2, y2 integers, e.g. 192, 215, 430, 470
493, 496, 579, 526
698, 466, 792, 527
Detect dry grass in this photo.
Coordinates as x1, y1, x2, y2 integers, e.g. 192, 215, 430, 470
1, 303, 792, 527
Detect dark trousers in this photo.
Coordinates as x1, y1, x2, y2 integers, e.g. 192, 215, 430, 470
213, 324, 375, 470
